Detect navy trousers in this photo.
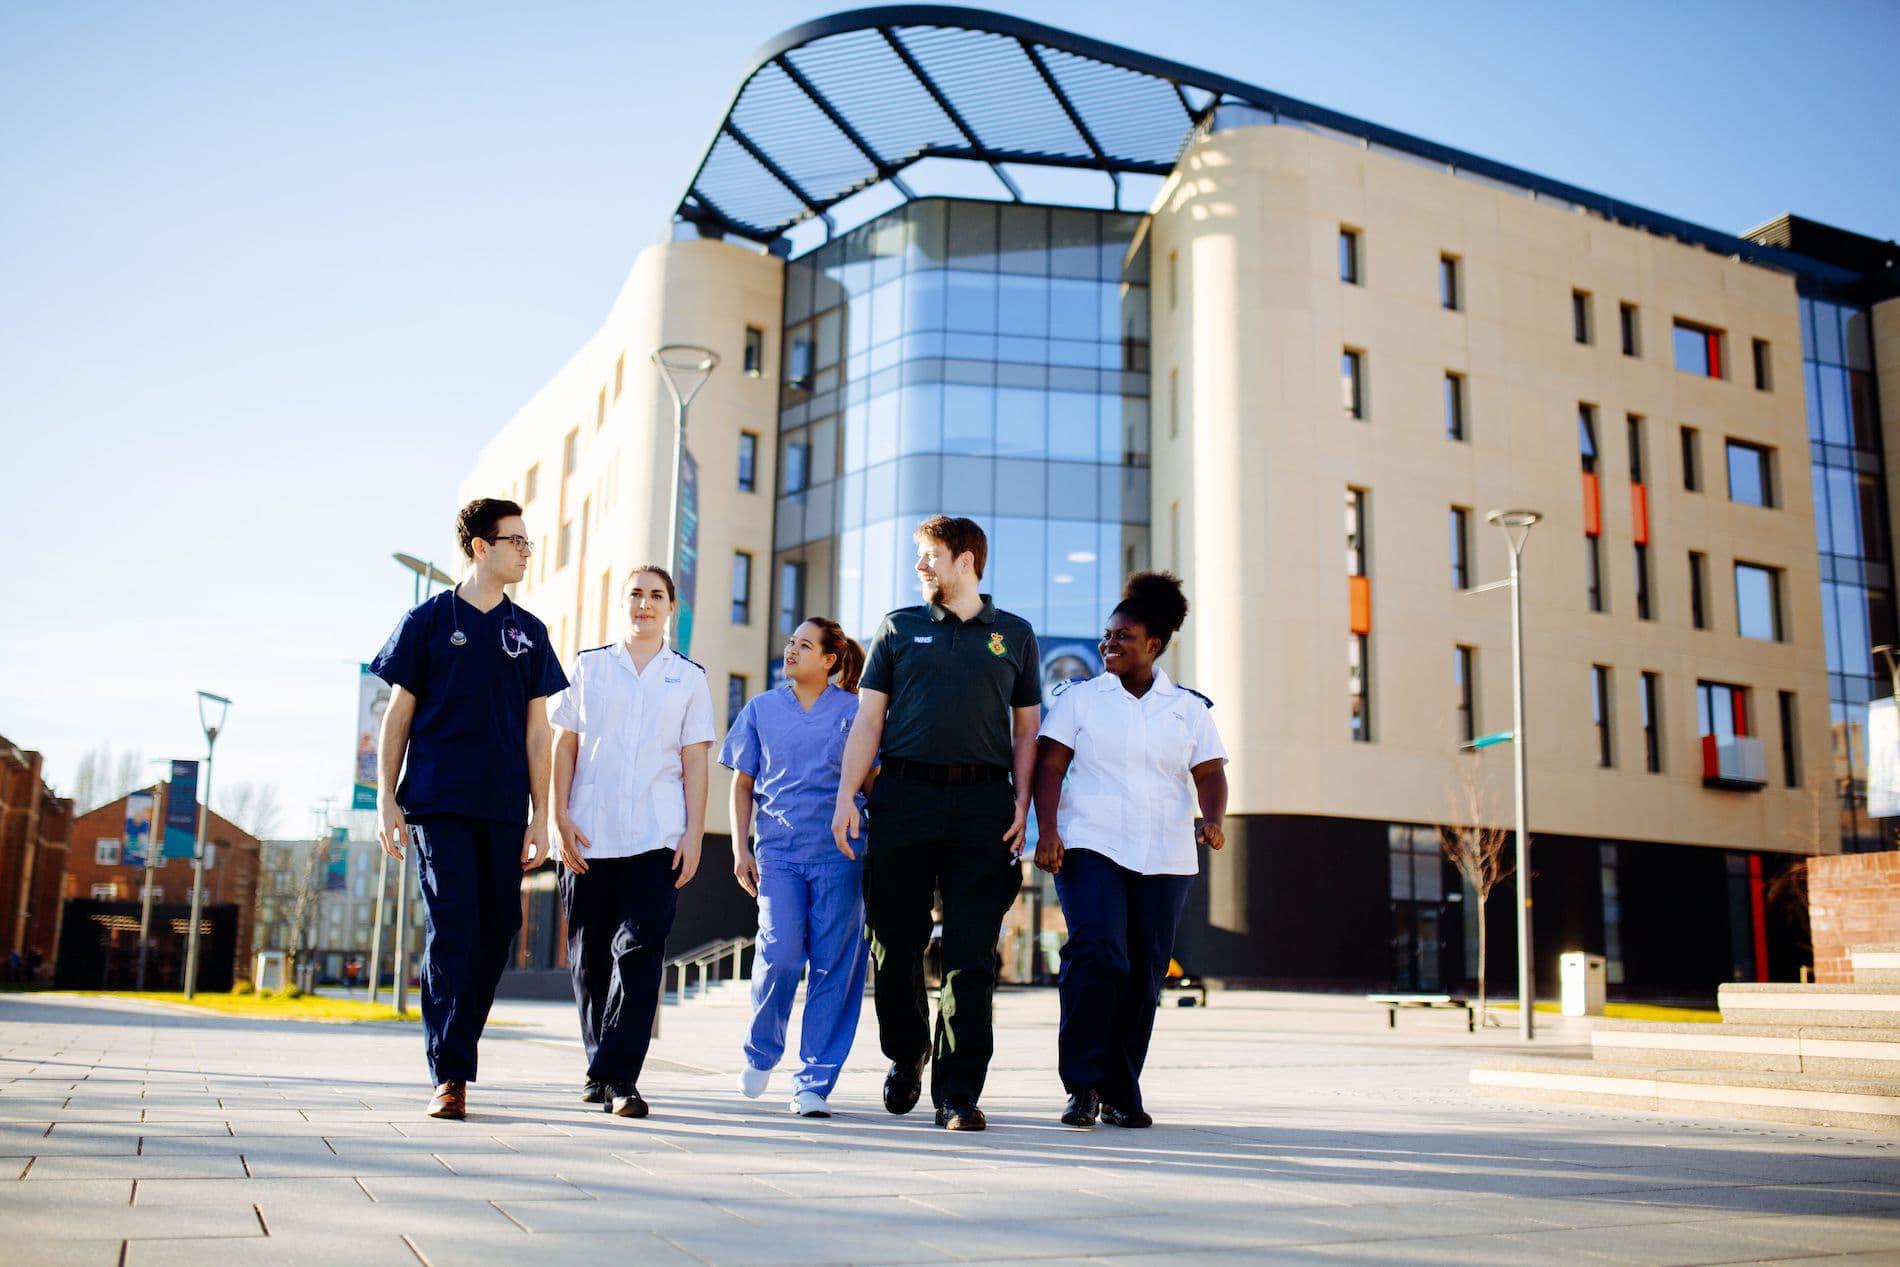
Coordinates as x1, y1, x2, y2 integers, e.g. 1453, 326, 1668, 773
1053, 848, 1193, 1111
561, 851, 678, 1085
410, 815, 524, 1084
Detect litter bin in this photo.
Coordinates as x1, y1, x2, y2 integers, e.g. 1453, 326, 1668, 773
1560, 951, 1607, 1016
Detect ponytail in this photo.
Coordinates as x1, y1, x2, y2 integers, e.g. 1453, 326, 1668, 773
803, 616, 865, 693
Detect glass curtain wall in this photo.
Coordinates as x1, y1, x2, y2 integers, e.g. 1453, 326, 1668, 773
1801, 296, 1893, 851
772, 199, 1152, 700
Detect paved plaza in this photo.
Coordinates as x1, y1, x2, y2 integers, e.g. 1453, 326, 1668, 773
2, 987, 1897, 1265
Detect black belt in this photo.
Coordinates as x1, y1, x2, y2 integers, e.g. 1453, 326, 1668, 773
882, 758, 1010, 786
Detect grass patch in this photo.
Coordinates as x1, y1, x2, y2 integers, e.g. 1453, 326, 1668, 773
63, 989, 419, 1023
1490, 1000, 1722, 1024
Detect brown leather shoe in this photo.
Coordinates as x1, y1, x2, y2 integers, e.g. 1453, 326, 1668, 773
427, 1080, 466, 1120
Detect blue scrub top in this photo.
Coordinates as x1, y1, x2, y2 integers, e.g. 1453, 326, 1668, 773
719, 683, 864, 865
370, 589, 568, 825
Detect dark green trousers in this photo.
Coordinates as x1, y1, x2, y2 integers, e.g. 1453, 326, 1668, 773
862, 774, 1022, 1109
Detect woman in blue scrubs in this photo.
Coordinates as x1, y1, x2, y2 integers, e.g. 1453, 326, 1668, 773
721, 617, 873, 1118
1033, 572, 1228, 1130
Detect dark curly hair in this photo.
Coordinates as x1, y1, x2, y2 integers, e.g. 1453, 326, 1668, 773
1111, 571, 1189, 651
455, 498, 524, 561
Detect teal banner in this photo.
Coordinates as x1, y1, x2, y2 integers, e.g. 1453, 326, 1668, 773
675, 447, 699, 656
163, 760, 199, 859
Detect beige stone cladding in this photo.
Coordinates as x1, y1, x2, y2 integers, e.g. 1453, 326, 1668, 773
1149, 123, 1832, 855
461, 238, 784, 836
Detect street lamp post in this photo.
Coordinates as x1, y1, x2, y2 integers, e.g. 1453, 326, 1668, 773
372, 553, 456, 1012
652, 345, 719, 579
1487, 509, 1541, 1041
181, 690, 233, 1000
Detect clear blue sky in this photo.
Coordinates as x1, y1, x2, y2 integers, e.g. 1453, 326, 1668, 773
5, 1, 1896, 831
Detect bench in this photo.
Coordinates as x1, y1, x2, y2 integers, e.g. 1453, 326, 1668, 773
1368, 993, 1474, 1033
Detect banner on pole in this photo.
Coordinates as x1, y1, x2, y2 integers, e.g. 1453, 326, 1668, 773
163, 760, 199, 859
675, 447, 700, 656
123, 791, 155, 868
354, 664, 388, 811
1869, 697, 1900, 818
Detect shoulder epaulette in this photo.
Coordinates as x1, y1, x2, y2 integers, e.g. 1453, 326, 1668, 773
675, 652, 707, 674
1049, 676, 1089, 699
1181, 686, 1215, 709
577, 644, 612, 655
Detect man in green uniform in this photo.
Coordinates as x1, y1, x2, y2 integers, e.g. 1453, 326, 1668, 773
832, 516, 1042, 1131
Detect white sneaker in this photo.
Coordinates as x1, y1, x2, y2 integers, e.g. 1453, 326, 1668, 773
738, 1065, 771, 1099
792, 1091, 831, 1118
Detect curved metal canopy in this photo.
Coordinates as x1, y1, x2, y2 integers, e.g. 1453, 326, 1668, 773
677, 5, 1851, 285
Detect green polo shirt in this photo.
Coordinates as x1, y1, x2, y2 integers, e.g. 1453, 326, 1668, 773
860, 595, 1042, 770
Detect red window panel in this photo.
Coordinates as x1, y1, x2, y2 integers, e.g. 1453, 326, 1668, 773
1732, 689, 1749, 738
1348, 575, 1371, 635
1581, 472, 1601, 537
1706, 331, 1722, 380
1747, 855, 1769, 982
1701, 735, 1720, 779
1631, 482, 1649, 545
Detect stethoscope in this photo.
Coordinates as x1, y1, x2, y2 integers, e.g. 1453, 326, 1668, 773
449, 585, 530, 659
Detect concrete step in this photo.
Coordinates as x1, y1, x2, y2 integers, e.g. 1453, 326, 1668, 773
1591, 1019, 1900, 1078
1470, 1057, 1900, 1131
1717, 981, 1900, 1027
1851, 944, 1900, 985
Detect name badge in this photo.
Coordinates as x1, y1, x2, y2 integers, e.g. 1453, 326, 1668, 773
913, 635, 934, 644
665, 675, 682, 684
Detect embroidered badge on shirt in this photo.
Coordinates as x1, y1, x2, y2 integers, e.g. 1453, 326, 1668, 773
913, 635, 933, 643
987, 632, 1008, 658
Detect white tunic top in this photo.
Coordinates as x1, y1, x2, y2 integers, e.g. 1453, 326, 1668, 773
1038, 668, 1227, 876
549, 642, 716, 858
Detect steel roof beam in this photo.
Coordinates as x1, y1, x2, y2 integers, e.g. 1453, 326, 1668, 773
878, 25, 1022, 202
1018, 40, 1120, 209
774, 55, 916, 200
722, 120, 826, 216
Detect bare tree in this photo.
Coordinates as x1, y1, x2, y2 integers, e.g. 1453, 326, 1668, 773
1439, 754, 1515, 1028
69, 744, 149, 813
218, 782, 284, 840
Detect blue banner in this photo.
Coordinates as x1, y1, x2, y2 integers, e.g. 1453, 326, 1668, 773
122, 791, 155, 868
163, 760, 199, 860
323, 827, 349, 891
675, 448, 699, 656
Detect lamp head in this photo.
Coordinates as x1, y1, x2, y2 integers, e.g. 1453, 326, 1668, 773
1485, 508, 1542, 555
196, 690, 232, 743
652, 344, 720, 414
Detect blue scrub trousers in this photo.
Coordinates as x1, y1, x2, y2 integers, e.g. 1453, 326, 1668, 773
410, 815, 524, 1085
562, 850, 679, 1085
745, 857, 867, 1099
1053, 848, 1193, 1111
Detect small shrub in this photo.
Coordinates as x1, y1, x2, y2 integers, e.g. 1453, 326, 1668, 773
230, 979, 254, 996
282, 984, 304, 1000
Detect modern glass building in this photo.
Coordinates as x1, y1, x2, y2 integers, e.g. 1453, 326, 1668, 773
473, 8, 1900, 997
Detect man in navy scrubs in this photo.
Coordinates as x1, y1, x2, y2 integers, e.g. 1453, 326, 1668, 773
372, 498, 567, 1119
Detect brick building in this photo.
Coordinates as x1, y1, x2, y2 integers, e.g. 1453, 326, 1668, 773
1, 734, 74, 977
61, 785, 260, 989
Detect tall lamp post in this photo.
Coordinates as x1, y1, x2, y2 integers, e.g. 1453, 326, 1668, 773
652, 345, 719, 577
181, 690, 233, 1000
371, 553, 456, 1012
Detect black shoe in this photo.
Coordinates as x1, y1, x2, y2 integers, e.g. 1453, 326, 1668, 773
934, 1100, 986, 1131
606, 1083, 648, 1118
1100, 1101, 1152, 1129
883, 1057, 925, 1116
1060, 1089, 1099, 1129
581, 1079, 607, 1104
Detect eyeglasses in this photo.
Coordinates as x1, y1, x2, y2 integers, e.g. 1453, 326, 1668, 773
486, 534, 535, 553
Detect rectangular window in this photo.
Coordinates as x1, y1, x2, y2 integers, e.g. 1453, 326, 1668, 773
1169, 500, 1181, 572
1168, 366, 1180, 438
1640, 671, 1662, 773
1620, 302, 1640, 357
1726, 439, 1774, 507
1752, 338, 1772, 391
1697, 680, 1751, 740
737, 431, 758, 493
596, 386, 606, 429
731, 551, 753, 624
777, 559, 806, 640
1439, 254, 1460, 311
1455, 645, 1476, 743
1578, 402, 1599, 473
1592, 665, 1614, 767
1342, 348, 1365, 419
1680, 425, 1701, 491
1735, 562, 1784, 642
1673, 318, 1724, 378
1572, 289, 1593, 345
1168, 250, 1178, 310
728, 674, 748, 728
787, 327, 813, 386
558, 520, 573, 568
1627, 414, 1645, 483
562, 429, 579, 477
1634, 543, 1652, 620
744, 325, 765, 377
94, 837, 121, 866
1443, 371, 1465, 440
1346, 487, 1368, 577
779, 433, 809, 495
1778, 691, 1800, 787
1339, 227, 1361, 284
614, 352, 625, 399
90, 882, 117, 901
1689, 551, 1708, 629
1586, 537, 1605, 612
523, 462, 539, 504
1449, 506, 1470, 589
598, 568, 612, 645
1350, 633, 1371, 743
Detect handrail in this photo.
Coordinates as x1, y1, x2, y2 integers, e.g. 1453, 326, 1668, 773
652, 934, 755, 1039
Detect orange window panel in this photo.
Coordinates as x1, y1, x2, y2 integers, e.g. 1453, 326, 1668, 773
1348, 575, 1371, 634
1631, 482, 1649, 545
1581, 471, 1601, 537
